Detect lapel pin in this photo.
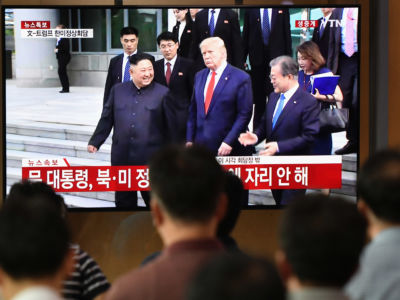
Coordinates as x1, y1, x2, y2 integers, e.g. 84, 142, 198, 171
187, 30, 191, 33
178, 72, 183, 76
278, 10, 283, 14
224, 20, 229, 23
294, 101, 297, 104
225, 77, 228, 80
257, 18, 260, 22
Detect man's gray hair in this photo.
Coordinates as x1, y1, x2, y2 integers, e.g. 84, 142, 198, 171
270, 55, 299, 77
199, 37, 227, 58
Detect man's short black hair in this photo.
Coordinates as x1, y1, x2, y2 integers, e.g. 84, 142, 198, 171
187, 254, 286, 300
157, 31, 178, 45
280, 194, 366, 287
149, 145, 225, 223
357, 149, 400, 223
217, 172, 243, 237
0, 182, 70, 280
120, 26, 139, 37
6, 180, 67, 218
129, 52, 155, 66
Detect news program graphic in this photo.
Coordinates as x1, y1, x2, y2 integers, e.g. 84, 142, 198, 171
20, 20, 93, 38
22, 156, 342, 192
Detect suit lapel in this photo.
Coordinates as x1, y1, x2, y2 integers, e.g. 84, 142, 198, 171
197, 69, 209, 117
206, 64, 231, 116
117, 54, 124, 83
170, 56, 180, 85
271, 87, 301, 133
214, 9, 226, 35
271, 9, 278, 31
266, 93, 278, 136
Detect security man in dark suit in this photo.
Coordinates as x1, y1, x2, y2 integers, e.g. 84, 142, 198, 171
103, 27, 141, 105
154, 31, 194, 143
88, 53, 174, 209
312, 8, 334, 63
190, 8, 244, 72
242, 8, 292, 130
55, 24, 71, 93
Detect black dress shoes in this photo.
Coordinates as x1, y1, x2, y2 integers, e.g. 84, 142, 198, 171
59, 90, 69, 93
334, 142, 357, 155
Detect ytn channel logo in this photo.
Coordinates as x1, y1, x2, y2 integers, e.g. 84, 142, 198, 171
295, 19, 344, 28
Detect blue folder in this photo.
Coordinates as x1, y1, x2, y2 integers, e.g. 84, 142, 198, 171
310, 74, 340, 95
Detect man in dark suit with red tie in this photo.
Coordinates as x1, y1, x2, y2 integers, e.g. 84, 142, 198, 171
103, 27, 141, 105
239, 56, 320, 205
242, 8, 292, 130
190, 8, 244, 72
154, 31, 194, 143
186, 37, 252, 157
312, 8, 334, 62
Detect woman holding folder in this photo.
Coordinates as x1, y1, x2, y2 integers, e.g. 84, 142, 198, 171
297, 41, 343, 156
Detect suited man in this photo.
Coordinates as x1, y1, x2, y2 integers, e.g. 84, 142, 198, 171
154, 31, 194, 143
242, 8, 292, 130
327, 7, 359, 155
239, 56, 320, 205
172, 8, 193, 58
88, 53, 173, 209
54, 24, 71, 93
312, 8, 334, 62
103, 27, 141, 105
190, 8, 244, 71
186, 37, 253, 157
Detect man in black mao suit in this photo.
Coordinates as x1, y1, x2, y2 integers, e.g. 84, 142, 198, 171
190, 8, 244, 71
88, 53, 173, 209
312, 8, 334, 62
242, 8, 292, 130
327, 7, 359, 155
55, 24, 71, 93
154, 32, 194, 143
239, 56, 320, 205
103, 27, 141, 105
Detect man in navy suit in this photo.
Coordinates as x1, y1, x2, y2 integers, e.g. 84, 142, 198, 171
88, 53, 173, 209
189, 8, 244, 72
186, 37, 253, 157
154, 31, 194, 143
242, 8, 292, 130
311, 8, 334, 62
103, 27, 140, 105
239, 56, 320, 205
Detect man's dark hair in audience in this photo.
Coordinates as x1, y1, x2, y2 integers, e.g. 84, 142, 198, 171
186, 254, 286, 300
149, 144, 225, 223
0, 186, 72, 299
120, 26, 139, 37
3, 180, 110, 300
357, 149, 400, 223
278, 194, 366, 288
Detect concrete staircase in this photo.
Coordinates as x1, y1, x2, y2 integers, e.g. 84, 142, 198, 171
6, 120, 357, 207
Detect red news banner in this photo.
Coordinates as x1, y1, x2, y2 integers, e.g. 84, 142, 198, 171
22, 156, 342, 192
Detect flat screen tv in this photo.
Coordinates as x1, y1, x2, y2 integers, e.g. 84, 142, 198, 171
2, 5, 360, 210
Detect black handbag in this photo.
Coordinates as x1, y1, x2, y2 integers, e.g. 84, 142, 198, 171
319, 103, 349, 133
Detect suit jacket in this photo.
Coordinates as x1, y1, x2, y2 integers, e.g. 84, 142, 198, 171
255, 87, 320, 155
56, 38, 71, 63
327, 8, 344, 74
154, 56, 194, 141
312, 16, 332, 62
187, 63, 253, 155
89, 81, 172, 166
189, 9, 244, 69
172, 20, 194, 58
242, 8, 292, 67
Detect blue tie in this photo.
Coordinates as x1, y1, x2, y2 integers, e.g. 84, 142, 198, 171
123, 56, 131, 82
272, 94, 285, 129
209, 9, 215, 36
319, 17, 326, 38
262, 9, 270, 45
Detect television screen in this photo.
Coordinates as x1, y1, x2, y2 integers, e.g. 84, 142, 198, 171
3, 6, 360, 210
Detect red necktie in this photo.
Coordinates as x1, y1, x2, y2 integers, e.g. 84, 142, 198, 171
204, 71, 216, 113
166, 62, 171, 85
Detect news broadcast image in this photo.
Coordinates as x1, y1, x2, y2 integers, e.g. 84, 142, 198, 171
3, 7, 359, 209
